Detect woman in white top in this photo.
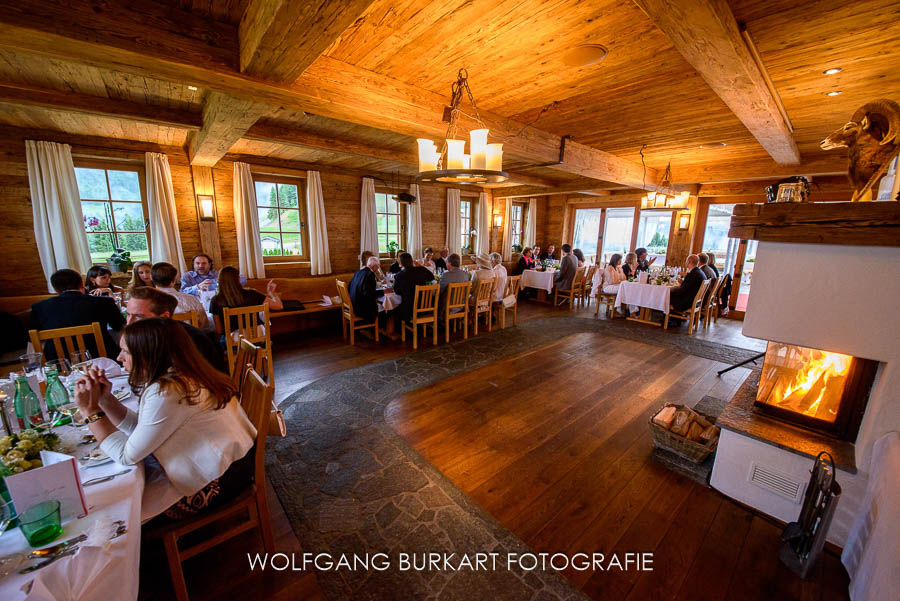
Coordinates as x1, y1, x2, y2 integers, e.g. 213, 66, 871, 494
420, 247, 437, 273
602, 253, 627, 294
74, 318, 256, 522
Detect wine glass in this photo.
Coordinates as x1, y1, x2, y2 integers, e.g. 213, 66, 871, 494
70, 350, 93, 373
0, 500, 24, 578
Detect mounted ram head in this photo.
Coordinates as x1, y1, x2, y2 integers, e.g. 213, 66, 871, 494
820, 99, 900, 201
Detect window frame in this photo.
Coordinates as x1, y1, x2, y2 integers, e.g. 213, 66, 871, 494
74, 158, 151, 266
459, 198, 473, 252
252, 174, 310, 263
374, 189, 408, 257
510, 200, 527, 250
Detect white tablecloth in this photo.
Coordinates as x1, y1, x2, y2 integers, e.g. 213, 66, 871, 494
377, 292, 402, 312
614, 281, 674, 313
521, 269, 555, 293
0, 384, 143, 601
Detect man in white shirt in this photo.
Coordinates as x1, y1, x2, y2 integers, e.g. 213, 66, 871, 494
151, 262, 212, 330
488, 252, 508, 302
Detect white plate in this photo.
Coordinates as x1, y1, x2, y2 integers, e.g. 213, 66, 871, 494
80, 449, 113, 468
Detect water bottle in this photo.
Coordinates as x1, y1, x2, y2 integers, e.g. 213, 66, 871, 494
44, 367, 70, 422
13, 375, 43, 429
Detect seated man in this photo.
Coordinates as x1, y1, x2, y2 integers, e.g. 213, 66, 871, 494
666, 254, 708, 325
151, 261, 211, 330
434, 247, 450, 271
125, 287, 227, 373
180, 253, 246, 296
31, 268, 125, 360
539, 244, 556, 262
438, 253, 469, 316
348, 256, 386, 323
553, 244, 578, 293
392, 252, 434, 326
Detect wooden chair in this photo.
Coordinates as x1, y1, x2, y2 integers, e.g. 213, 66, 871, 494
336, 279, 378, 345
401, 284, 439, 350
28, 322, 106, 362
149, 369, 275, 601
554, 266, 585, 311
231, 336, 262, 390
582, 264, 597, 307
708, 275, 728, 324
223, 304, 273, 381
593, 271, 618, 319
664, 279, 712, 335
471, 277, 494, 335
497, 275, 521, 329
172, 310, 199, 328
443, 281, 469, 343
700, 276, 719, 328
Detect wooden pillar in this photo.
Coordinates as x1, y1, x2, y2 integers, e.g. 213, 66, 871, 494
190, 165, 223, 269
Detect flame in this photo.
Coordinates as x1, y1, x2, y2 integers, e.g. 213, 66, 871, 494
773, 349, 852, 419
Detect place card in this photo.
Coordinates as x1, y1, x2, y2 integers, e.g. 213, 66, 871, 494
5, 450, 88, 521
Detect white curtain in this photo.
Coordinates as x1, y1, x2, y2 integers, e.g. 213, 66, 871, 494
406, 183, 423, 259
476, 191, 490, 256
501, 196, 513, 261
306, 171, 332, 275
233, 162, 266, 278
145, 152, 187, 274
359, 177, 377, 257
445, 188, 461, 255
525, 197, 537, 248
25, 140, 92, 292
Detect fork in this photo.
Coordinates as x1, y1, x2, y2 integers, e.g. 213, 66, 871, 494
27, 520, 125, 558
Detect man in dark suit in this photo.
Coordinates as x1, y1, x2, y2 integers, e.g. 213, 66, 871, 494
30, 269, 125, 360
668, 254, 708, 320
125, 286, 227, 373
553, 244, 578, 292
348, 256, 385, 323
434, 247, 450, 272
392, 252, 434, 324
539, 244, 556, 262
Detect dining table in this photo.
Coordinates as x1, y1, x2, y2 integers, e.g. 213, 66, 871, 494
614, 280, 678, 327
521, 269, 556, 303
0, 374, 144, 601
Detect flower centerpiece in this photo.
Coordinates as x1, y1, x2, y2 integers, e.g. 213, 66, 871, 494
0, 429, 60, 474
654, 273, 671, 286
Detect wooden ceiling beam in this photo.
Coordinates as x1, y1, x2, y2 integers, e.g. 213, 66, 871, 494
0, 82, 201, 129
240, 0, 376, 82
188, 92, 266, 167
632, 0, 801, 165
673, 155, 847, 184
698, 175, 852, 197
494, 178, 625, 198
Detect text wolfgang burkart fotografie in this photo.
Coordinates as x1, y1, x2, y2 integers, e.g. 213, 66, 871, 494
248, 552, 654, 573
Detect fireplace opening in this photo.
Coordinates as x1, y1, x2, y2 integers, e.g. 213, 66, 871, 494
754, 342, 878, 441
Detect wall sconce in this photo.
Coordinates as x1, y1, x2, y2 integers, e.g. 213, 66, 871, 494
492, 214, 503, 229
196, 194, 215, 221
678, 212, 691, 231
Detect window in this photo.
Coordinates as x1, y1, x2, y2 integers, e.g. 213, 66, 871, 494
599, 207, 635, 265
75, 163, 149, 264
460, 199, 472, 251
253, 176, 308, 260
510, 201, 526, 250
636, 210, 672, 266
375, 192, 405, 255
572, 208, 603, 261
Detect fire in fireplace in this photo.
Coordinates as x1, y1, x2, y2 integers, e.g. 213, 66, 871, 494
755, 342, 878, 441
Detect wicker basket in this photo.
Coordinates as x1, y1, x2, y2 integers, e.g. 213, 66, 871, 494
649, 404, 719, 464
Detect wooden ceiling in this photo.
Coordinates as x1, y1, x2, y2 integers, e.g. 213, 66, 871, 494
0, 0, 896, 189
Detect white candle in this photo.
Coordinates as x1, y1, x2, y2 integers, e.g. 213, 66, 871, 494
469, 129, 488, 169
462, 154, 471, 169
446, 139, 465, 169
417, 139, 437, 172
486, 143, 503, 171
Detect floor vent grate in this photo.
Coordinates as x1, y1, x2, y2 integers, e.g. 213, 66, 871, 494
748, 463, 804, 502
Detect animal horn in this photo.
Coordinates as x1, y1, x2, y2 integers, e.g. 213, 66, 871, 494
851, 99, 900, 145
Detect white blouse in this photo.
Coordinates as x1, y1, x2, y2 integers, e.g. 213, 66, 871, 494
100, 382, 256, 496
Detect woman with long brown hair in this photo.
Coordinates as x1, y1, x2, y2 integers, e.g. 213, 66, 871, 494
74, 318, 256, 521
209, 266, 282, 337
126, 261, 154, 296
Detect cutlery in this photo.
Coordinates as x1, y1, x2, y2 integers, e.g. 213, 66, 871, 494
82, 469, 132, 487
19, 547, 78, 574
27, 521, 125, 558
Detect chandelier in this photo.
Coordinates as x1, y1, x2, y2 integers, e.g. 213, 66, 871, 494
415, 69, 508, 184
641, 161, 689, 209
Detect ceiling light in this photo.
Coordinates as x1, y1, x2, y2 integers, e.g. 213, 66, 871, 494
826, 91, 843, 96
700, 142, 727, 148
823, 67, 842, 75
563, 44, 609, 67
187, 85, 198, 91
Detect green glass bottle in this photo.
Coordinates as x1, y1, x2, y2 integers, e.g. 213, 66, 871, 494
13, 375, 42, 430
43, 367, 71, 425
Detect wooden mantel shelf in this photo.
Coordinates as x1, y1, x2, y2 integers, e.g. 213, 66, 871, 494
729, 202, 900, 246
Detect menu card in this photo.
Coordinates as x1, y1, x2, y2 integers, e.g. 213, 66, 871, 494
5, 450, 88, 521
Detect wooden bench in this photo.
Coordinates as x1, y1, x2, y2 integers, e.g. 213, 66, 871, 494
245, 273, 354, 334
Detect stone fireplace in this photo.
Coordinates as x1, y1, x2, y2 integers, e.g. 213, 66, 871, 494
710, 202, 900, 547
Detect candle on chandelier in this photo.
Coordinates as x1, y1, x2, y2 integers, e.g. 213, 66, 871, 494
486, 143, 503, 171
416, 139, 437, 172
446, 139, 465, 169
469, 129, 488, 169
462, 154, 471, 169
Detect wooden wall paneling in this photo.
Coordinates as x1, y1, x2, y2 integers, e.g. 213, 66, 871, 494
189, 165, 223, 268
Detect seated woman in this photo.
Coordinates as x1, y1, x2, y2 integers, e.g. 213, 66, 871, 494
622, 252, 638, 279
573, 248, 586, 268
85, 265, 125, 297
512, 247, 535, 276
420, 247, 437, 273
73, 318, 256, 522
209, 266, 282, 338
602, 253, 626, 294
126, 261, 154, 297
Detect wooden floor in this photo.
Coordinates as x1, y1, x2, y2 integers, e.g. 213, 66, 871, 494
138, 301, 803, 601
385, 331, 849, 601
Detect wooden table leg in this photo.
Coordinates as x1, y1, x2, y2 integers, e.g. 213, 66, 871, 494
625, 306, 661, 327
